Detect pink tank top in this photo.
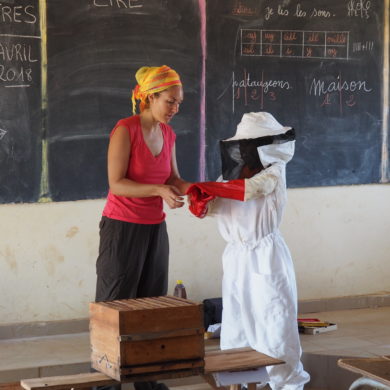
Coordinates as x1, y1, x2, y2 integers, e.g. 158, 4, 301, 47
102, 115, 176, 224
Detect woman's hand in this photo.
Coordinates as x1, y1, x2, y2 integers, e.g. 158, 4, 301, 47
158, 185, 185, 209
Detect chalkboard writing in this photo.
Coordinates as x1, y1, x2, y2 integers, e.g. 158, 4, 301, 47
0, 0, 388, 204
0, 0, 41, 203
206, 0, 385, 187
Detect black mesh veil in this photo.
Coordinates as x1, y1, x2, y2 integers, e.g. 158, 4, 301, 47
219, 129, 295, 180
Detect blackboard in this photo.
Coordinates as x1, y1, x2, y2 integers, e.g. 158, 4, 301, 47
0, 0, 202, 203
206, 0, 386, 187
46, 0, 202, 201
0, 0, 388, 204
0, 0, 42, 203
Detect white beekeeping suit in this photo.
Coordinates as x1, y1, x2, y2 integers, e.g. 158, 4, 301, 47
211, 112, 310, 390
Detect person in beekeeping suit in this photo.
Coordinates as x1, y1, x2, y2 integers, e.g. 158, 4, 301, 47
186, 112, 310, 389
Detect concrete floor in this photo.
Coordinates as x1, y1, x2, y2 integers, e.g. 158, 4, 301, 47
1, 306, 389, 389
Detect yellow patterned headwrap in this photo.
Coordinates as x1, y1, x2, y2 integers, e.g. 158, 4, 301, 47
131, 65, 182, 114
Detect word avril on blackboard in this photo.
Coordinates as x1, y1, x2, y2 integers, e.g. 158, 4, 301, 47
0, 3, 40, 88
0, 43, 38, 86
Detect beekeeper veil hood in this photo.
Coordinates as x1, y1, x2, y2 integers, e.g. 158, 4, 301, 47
220, 112, 295, 180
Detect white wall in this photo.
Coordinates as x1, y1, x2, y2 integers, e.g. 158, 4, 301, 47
0, 184, 389, 325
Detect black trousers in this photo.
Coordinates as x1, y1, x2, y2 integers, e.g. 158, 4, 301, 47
94, 217, 169, 390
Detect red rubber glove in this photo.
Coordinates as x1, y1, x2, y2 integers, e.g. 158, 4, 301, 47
186, 185, 216, 218
186, 180, 245, 218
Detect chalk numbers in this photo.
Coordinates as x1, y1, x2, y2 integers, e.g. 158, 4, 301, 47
0, 65, 32, 84
321, 93, 357, 110
244, 88, 278, 103
268, 91, 277, 101
345, 95, 357, 107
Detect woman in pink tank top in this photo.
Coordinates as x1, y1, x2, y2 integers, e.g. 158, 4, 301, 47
95, 66, 191, 390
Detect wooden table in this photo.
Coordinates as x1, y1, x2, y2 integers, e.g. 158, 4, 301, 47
338, 356, 390, 390
20, 347, 284, 390
0, 383, 24, 390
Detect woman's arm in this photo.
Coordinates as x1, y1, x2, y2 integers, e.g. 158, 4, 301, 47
107, 126, 184, 209
166, 143, 192, 195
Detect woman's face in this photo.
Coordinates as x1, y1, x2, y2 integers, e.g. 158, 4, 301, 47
149, 85, 183, 124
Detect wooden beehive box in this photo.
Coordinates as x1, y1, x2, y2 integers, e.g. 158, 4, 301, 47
90, 296, 204, 381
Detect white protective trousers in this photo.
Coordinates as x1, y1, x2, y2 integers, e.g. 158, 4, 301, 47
214, 162, 310, 390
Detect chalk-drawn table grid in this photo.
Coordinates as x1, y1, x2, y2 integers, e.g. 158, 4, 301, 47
241, 29, 349, 60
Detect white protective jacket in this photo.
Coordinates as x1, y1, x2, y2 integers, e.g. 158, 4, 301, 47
211, 141, 310, 390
